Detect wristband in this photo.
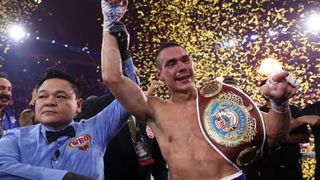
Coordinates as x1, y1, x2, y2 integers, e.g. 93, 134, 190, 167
270, 99, 289, 113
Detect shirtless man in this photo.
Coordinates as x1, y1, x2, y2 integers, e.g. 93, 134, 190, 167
101, 0, 297, 179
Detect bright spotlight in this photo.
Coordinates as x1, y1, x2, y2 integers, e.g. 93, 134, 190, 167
250, 35, 258, 40
228, 39, 236, 47
221, 39, 236, 48
306, 14, 320, 32
215, 76, 223, 82
8, 25, 26, 41
268, 30, 278, 37
258, 58, 283, 76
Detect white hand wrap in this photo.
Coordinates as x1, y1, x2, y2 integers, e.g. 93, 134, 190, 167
265, 71, 299, 113
270, 99, 289, 113
101, 1, 127, 32
285, 74, 299, 89
267, 71, 299, 89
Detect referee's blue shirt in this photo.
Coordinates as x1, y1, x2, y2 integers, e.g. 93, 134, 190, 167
0, 58, 137, 180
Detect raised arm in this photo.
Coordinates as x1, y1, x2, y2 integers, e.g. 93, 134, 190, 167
101, 0, 152, 122
260, 71, 298, 146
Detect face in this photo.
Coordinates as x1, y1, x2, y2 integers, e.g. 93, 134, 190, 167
35, 78, 81, 130
156, 46, 195, 93
0, 78, 12, 108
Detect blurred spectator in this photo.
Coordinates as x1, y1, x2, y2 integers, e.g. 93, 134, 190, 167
19, 109, 35, 127
0, 72, 19, 138
297, 102, 320, 180
259, 79, 309, 180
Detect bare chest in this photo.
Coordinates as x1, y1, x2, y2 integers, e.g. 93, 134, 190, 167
150, 102, 238, 179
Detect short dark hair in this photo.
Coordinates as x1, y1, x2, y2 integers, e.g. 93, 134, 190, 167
37, 68, 81, 98
154, 41, 183, 69
223, 76, 237, 86
0, 72, 9, 80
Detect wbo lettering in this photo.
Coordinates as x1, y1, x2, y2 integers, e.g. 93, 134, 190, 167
68, 134, 92, 151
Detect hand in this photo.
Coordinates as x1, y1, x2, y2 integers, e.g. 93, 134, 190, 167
101, 0, 128, 31
62, 172, 94, 180
109, 21, 131, 60
304, 115, 320, 127
146, 80, 164, 96
260, 71, 298, 113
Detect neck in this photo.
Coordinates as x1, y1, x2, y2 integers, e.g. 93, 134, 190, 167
169, 87, 197, 103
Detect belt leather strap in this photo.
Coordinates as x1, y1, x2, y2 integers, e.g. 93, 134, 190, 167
197, 81, 266, 168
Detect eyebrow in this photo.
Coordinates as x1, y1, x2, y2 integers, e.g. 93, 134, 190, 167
0, 85, 12, 89
38, 90, 69, 95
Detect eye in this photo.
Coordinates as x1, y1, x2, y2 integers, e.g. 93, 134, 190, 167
56, 95, 67, 99
38, 95, 47, 99
182, 56, 190, 63
166, 60, 176, 67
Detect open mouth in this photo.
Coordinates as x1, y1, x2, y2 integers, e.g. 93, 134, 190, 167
175, 72, 191, 82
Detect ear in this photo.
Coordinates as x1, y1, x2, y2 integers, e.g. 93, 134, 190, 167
155, 69, 162, 81
76, 98, 83, 113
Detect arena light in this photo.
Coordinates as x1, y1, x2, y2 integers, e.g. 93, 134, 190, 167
8, 25, 26, 41
215, 76, 223, 82
221, 39, 236, 48
268, 30, 278, 37
258, 58, 283, 76
250, 35, 258, 41
306, 14, 320, 32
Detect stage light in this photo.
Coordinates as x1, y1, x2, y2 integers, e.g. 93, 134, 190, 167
250, 35, 258, 40
215, 76, 223, 82
228, 39, 236, 47
258, 58, 283, 76
221, 39, 236, 48
51, 40, 55, 44
268, 30, 278, 37
36, 37, 40, 40
306, 14, 320, 32
8, 25, 26, 41
64, 44, 68, 47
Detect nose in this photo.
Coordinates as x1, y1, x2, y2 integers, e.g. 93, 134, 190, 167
44, 96, 57, 107
1, 88, 12, 98
177, 61, 188, 72
4, 89, 12, 96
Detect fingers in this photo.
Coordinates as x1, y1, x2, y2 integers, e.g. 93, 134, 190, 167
270, 71, 299, 89
285, 74, 299, 89
150, 80, 164, 89
271, 71, 289, 83
103, 0, 128, 7
122, 0, 128, 7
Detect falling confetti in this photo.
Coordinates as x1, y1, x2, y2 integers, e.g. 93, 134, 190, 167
0, 0, 40, 56
124, 0, 320, 108
124, 1, 320, 178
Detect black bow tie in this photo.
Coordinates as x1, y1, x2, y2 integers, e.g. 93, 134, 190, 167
46, 126, 75, 144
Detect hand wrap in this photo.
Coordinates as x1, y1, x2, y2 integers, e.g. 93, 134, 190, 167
101, 1, 127, 32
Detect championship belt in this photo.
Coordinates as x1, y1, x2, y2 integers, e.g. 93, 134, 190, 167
197, 80, 266, 168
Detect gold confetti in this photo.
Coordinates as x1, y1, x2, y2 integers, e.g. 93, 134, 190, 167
125, 1, 320, 178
